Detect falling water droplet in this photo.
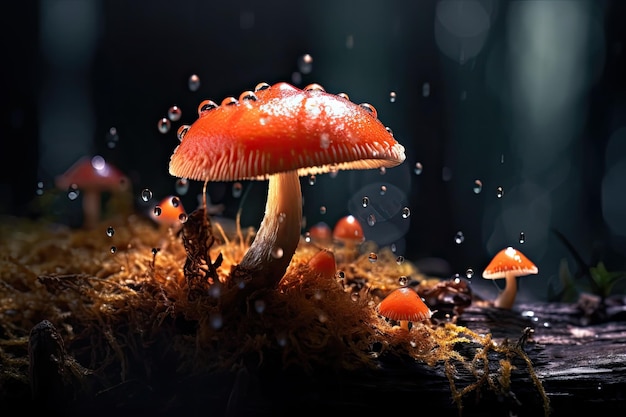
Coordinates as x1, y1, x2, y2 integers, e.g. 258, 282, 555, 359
168, 105, 182, 122
232, 182, 243, 198
367, 214, 376, 226
298, 54, 313, 74
67, 185, 80, 200
36, 181, 45, 196
379, 185, 387, 195
106, 127, 119, 149
153, 206, 162, 216
396, 256, 405, 265
110, 246, 117, 254
308, 175, 316, 185
422, 82, 431, 97
389, 91, 397, 103
362, 196, 369, 208
473, 179, 483, 194
368, 252, 378, 263
141, 189, 153, 202
106, 226, 115, 237
175, 178, 189, 195
465, 268, 474, 279
414, 162, 423, 175
454, 231, 465, 244
501, 154, 505, 164
178, 213, 188, 223
496, 186, 504, 198
319, 206, 327, 215
519, 231, 526, 244
157, 118, 171, 134
401, 207, 411, 219
379, 166, 386, 175
398, 276, 408, 286
188, 74, 201, 92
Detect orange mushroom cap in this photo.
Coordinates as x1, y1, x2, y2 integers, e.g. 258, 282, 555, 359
377, 286, 433, 322
150, 195, 186, 226
168, 82, 405, 181
55, 155, 129, 192
332, 215, 365, 243
482, 246, 538, 279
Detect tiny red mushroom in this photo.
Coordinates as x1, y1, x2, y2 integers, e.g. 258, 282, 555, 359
168, 82, 405, 291
332, 214, 365, 262
377, 286, 433, 331
482, 246, 539, 309
55, 155, 130, 229
307, 248, 337, 281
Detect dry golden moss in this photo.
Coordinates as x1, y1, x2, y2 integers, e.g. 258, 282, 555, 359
0, 212, 549, 415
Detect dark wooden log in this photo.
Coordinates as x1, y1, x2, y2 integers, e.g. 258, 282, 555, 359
11, 299, 626, 417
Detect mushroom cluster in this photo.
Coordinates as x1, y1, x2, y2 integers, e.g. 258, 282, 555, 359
169, 81, 406, 291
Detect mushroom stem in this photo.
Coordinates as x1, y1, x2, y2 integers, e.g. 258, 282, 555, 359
81, 190, 101, 229
399, 320, 410, 331
494, 271, 518, 309
236, 170, 302, 288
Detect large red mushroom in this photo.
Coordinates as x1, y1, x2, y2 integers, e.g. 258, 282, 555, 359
168, 82, 405, 290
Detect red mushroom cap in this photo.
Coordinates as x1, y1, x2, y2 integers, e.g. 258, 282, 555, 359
332, 215, 365, 243
307, 221, 332, 243
482, 246, 538, 279
55, 155, 129, 192
168, 82, 405, 181
377, 286, 433, 322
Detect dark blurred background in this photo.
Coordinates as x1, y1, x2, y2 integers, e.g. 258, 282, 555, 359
2, 0, 625, 302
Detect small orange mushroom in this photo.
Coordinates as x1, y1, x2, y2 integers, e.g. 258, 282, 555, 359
55, 155, 130, 229
332, 215, 365, 262
168, 82, 405, 291
377, 286, 433, 331
482, 246, 539, 309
